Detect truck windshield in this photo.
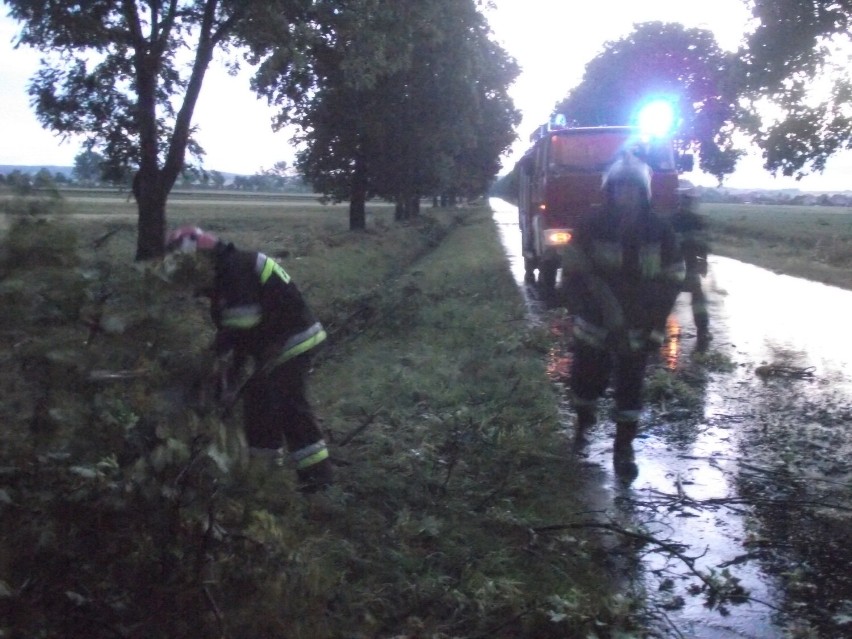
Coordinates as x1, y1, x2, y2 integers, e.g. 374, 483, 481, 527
549, 132, 676, 173
549, 132, 629, 171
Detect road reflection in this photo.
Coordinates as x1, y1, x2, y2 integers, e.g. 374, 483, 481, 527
491, 197, 852, 638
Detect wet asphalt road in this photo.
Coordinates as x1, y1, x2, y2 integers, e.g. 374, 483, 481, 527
491, 198, 852, 638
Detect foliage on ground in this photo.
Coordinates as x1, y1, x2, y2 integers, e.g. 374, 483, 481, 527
0, 199, 641, 638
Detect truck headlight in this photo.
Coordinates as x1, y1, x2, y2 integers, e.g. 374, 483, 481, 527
545, 230, 572, 246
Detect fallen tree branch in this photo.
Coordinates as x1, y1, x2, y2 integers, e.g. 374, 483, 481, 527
338, 407, 384, 446
754, 364, 815, 379
638, 488, 852, 514
532, 520, 783, 613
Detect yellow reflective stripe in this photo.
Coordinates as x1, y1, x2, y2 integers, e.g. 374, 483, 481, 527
292, 440, 329, 468
262, 326, 327, 373
664, 262, 686, 282
259, 257, 291, 285
279, 328, 326, 362
573, 317, 608, 348
639, 245, 662, 277
296, 447, 329, 470
220, 304, 262, 329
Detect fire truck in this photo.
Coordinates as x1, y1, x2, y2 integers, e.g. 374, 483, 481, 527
516, 106, 694, 291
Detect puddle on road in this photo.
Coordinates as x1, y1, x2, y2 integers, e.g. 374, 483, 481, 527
491, 199, 852, 638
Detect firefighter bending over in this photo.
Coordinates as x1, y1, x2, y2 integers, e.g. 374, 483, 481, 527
166, 226, 333, 493
561, 155, 685, 480
671, 184, 711, 350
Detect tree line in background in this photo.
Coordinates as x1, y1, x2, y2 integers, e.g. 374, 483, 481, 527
4, 0, 518, 259
5, 1, 852, 257
0, 151, 313, 194
0, 157, 312, 194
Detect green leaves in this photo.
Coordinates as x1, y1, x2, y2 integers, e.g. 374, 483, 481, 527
738, 1, 852, 177
556, 21, 742, 182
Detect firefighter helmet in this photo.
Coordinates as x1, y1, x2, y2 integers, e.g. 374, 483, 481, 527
165, 225, 220, 253
602, 154, 652, 203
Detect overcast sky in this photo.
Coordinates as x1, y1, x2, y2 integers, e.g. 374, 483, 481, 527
1, 1, 850, 191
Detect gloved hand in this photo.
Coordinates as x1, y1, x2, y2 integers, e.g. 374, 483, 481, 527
696, 256, 708, 277
211, 352, 237, 405
645, 328, 666, 352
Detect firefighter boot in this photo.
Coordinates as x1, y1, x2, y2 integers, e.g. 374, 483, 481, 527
292, 439, 334, 493
695, 312, 711, 352
229, 448, 300, 513
573, 404, 597, 450
297, 458, 334, 493
613, 421, 639, 484
696, 326, 712, 352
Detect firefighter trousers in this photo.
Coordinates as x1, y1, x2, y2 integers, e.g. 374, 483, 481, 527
570, 340, 649, 423
684, 273, 708, 334
242, 352, 324, 455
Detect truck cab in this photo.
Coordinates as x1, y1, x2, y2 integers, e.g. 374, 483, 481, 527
517, 120, 692, 292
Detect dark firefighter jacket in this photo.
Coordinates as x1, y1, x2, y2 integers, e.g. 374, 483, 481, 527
210, 243, 326, 369
562, 209, 685, 352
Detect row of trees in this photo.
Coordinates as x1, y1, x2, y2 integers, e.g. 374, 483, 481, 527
4, 0, 518, 258
7, 2, 852, 257
544, 2, 852, 185
0, 159, 313, 195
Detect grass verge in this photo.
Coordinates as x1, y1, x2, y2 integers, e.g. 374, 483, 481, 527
701, 202, 852, 290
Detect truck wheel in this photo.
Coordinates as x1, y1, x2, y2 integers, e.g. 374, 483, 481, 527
539, 262, 557, 294
523, 257, 536, 283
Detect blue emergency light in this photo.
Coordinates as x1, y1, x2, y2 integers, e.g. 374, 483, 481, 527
636, 100, 676, 138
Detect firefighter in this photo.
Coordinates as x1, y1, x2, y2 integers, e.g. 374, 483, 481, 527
166, 225, 333, 493
561, 154, 685, 479
671, 184, 711, 350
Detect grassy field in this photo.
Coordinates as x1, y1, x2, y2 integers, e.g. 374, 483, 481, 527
4, 191, 845, 637
0, 192, 637, 638
701, 201, 852, 290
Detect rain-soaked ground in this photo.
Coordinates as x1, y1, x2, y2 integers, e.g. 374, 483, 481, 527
490, 199, 852, 638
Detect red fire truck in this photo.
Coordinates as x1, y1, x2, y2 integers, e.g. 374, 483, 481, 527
516, 109, 694, 291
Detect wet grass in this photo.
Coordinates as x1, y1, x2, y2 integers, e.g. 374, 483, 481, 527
701, 202, 852, 290
0, 194, 641, 637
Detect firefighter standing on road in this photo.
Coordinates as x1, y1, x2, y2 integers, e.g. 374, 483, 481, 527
166, 226, 333, 493
671, 183, 711, 350
561, 154, 685, 480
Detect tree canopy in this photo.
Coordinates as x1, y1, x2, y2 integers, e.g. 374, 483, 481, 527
738, 0, 852, 178
249, 0, 520, 228
4, 0, 309, 259
554, 21, 742, 182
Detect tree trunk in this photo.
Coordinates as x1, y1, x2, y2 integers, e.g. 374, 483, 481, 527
350, 191, 366, 231
130, 0, 218, 260
349, 154, 367, 231
134, 169, 169, 261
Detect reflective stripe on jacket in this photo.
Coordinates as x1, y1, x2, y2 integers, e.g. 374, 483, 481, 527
263, 321, 327, 371
212, 245, 323, 365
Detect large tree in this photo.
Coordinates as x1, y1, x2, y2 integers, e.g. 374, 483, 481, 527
4, 0, 309, 259
737, 0, 852, 178
555, 22, 742, 182
250, 0, 519, 228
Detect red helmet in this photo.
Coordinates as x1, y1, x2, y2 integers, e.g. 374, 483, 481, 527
165, 225, 219, 253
